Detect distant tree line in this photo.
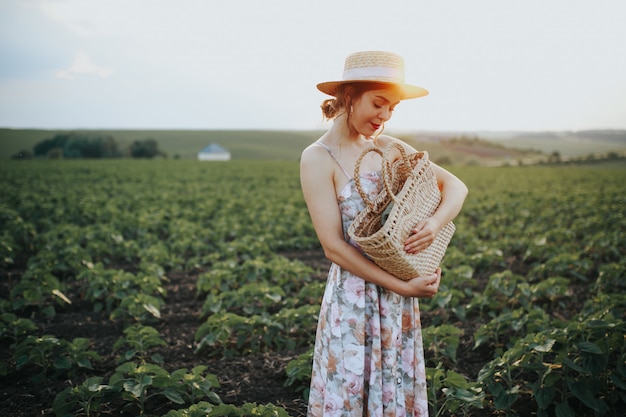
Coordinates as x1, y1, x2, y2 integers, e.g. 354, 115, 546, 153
537, 150, 626, 166
12, 132, 166, 160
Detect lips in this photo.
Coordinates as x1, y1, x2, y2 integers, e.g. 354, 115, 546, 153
371, 123, 380, 130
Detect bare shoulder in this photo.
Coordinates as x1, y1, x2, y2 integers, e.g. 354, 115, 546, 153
300, 142, 334, 180
301, 142, 328, 168
376, 135, 418, 153
301, 142, 322, 160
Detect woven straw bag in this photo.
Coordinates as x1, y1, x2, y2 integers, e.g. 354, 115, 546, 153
347, 143, 456, 280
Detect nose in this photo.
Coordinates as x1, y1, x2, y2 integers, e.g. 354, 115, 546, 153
379, 107, 392, 122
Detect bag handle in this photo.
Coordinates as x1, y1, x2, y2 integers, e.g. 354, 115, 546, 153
353, 146, 384, 209
381, 142, 415, 204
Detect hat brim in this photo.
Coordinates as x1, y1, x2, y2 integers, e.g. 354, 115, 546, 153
317, 81, 429, 100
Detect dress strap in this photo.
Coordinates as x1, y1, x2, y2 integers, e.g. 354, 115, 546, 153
314, 142, 352, 180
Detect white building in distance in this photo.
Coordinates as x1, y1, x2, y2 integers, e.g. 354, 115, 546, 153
197, 143, 231, 161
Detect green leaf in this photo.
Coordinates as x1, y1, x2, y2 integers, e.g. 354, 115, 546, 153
162, 388, 185, 404
84, 376, 105, 392
609, 374, 626, 390
582, 353, 608, 375
53, 356, 72, 370
13, 353, 27, 370
123, 380, 143, 398
192, 365, 208, 375
555, 401, 575, 417
151, 352, 165, 365
577, 341, 602, 354
41, 305, 56, 319
206, 391, 223, 405
142, 363, 169, 376
77, 357, 94, 369
170, 368, 187, 380
533, 384, 555, 410
444, 370, 469, 389
115, 361, 137, 373
265, 292, 282, 303
561, 357, 585, 373
531, 338, 555, 353
442, 387, 484, 405
566, 379, 601, 412
492, 383, 518, 410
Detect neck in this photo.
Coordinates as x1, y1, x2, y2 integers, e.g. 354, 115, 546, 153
326, 113, 360, 144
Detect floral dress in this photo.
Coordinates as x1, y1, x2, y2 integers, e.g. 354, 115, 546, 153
307, 150, 429, 417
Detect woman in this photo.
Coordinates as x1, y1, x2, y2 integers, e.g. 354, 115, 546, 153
300, 51, 468, 416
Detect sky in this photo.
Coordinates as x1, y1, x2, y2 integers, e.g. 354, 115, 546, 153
1, 0, 625, 132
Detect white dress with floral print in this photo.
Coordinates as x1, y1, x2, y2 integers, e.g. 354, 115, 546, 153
307, 171, 429, 417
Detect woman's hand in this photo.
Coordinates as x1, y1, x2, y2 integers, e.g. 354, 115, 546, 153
404, 217, 442, 254
399, 268, 441, 298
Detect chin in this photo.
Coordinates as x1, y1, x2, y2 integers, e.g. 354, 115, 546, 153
362, 128, 378, 138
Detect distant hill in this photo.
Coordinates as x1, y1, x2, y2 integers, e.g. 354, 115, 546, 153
2, 128, 625, 165
0, 129, 322, 161
464, 129, 626, 157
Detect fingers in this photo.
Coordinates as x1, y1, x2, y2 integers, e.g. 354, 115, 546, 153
405, 219, 440, 253
422, 271, 439, 286
426, 269, 442, 297
410, 219, 427, 236
424, 269, 442, 295
404, 230, 435, 253
404, 236, 431, 254
405, 270, 441, 298
424, 274, 440, 295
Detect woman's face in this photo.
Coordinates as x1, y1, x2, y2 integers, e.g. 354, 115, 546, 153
350, 88, 402, 137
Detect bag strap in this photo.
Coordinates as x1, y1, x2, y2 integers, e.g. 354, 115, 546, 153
353, 146, 383, 209
313, 142, 352, 180
381, 143, 429, 204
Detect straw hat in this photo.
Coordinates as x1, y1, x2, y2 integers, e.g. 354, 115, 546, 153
317, 51, 428, 100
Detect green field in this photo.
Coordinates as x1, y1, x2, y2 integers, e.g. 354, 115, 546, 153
1, 159, 625, 416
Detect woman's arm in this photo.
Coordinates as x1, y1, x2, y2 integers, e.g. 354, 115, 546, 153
381, 137, 468, 253
405, 162, 468, 254
300, 144, 441, 298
